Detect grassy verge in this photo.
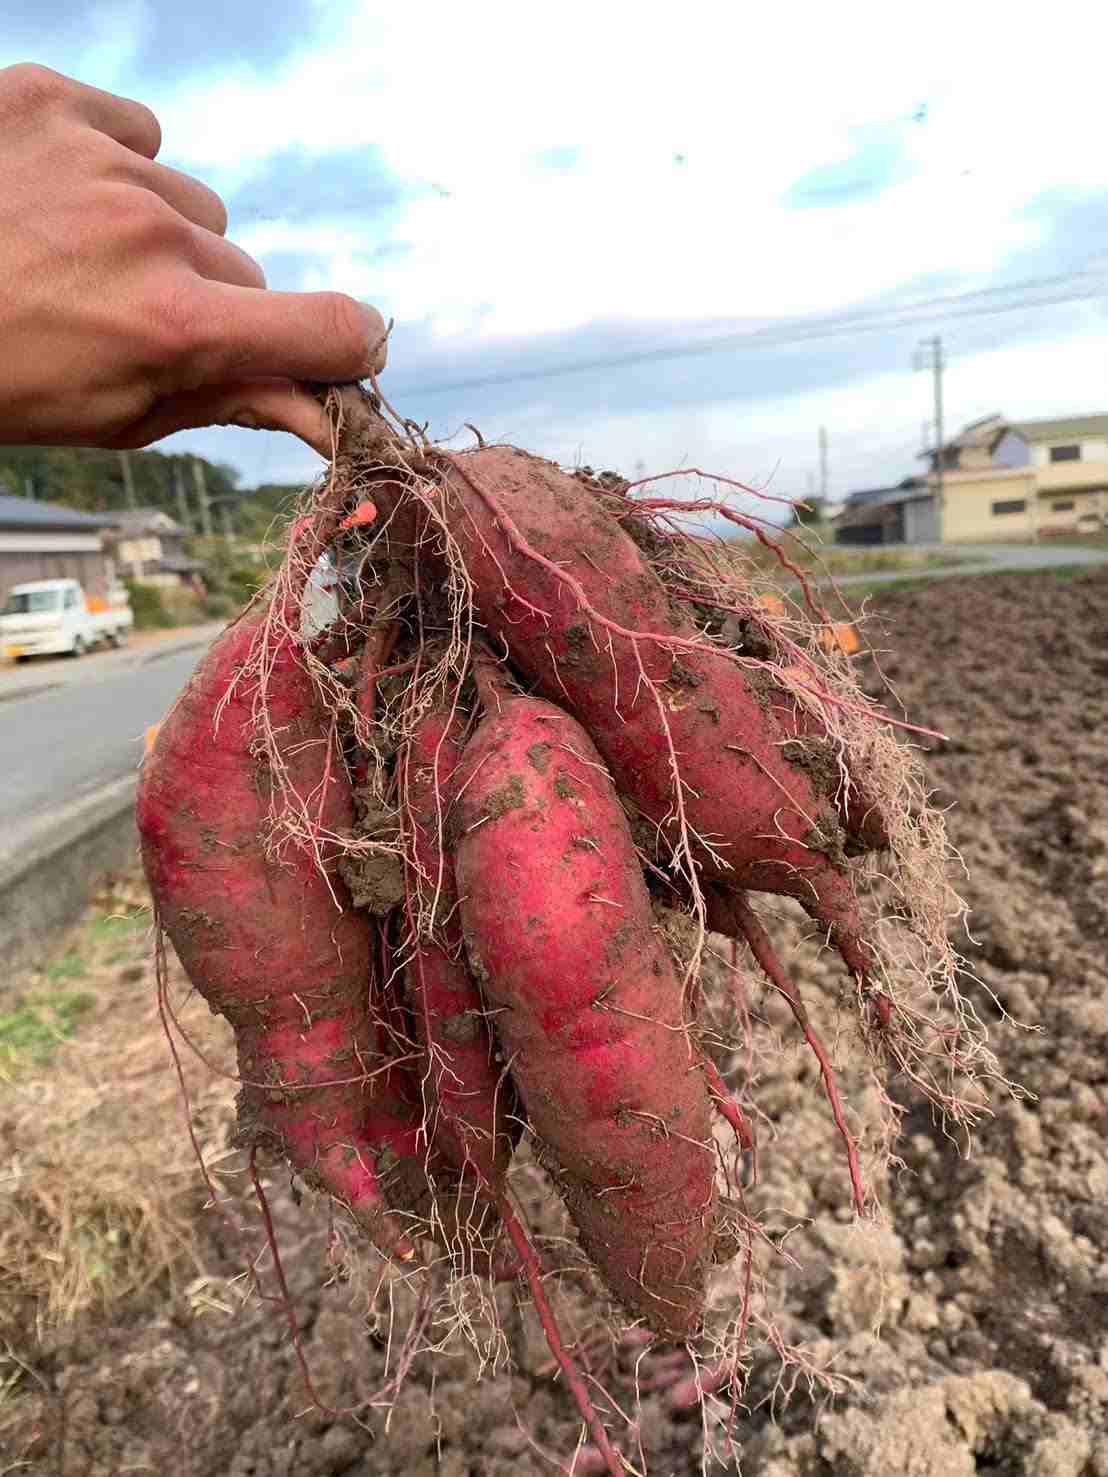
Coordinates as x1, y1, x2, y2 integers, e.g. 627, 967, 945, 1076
1023, 530, 1108, 550
744, 536, 969, 578
0, 872, 237, 1348
0, 909, 155, 1072
840, 560, 1099, 608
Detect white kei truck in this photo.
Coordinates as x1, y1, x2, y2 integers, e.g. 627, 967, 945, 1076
0, 577, 134, 660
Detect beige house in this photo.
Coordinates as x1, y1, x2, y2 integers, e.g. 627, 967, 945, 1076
837, 412, 1108, 545
937, 413, 1108, 543
103, 508, 204, 587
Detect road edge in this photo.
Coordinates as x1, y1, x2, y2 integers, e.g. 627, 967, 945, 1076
0, 779, 139, 978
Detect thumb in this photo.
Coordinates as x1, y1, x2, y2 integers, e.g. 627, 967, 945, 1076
183, 282, 390, 386
107, 378, 337, 455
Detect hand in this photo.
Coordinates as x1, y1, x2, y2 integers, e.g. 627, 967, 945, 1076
0, 64, 388, 455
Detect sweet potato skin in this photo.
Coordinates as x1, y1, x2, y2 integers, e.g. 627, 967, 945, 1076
452, 670, 716, 1338
430, 445, 869, 954
137, 605, 418, 1254
764, 685, 890, 853
402, 703, 517, 1184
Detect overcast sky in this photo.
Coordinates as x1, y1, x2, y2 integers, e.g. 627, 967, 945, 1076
4, 1, 1107, 507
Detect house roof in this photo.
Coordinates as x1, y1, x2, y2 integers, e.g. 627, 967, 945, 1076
0, 493, 115, 532
950, 413, 1008, 448
918, 413, 1008, 460
843, 476, 924, 507
835, 479, 932, 528
106, 506, 188, 536
1008, 413, 1108, 443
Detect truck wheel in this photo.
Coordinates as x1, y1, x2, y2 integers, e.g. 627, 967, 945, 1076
71, 635, 86, 659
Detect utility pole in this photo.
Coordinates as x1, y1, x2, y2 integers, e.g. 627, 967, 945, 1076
118, 450, 137, 510
191, 456, 213, 538
914, 336, 945, 516
170, 461, 192, 531
818, 425, 829, 503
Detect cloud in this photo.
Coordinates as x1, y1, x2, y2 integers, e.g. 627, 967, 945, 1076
2, 1, 90, 55
1014, 190, 1108, 277
222, 144, 407, 229
533, 145, 582, 172
384, 292, 1098, 450
258, 240, 412, 292
0, 0, 341, 84
784, 124, 914, 208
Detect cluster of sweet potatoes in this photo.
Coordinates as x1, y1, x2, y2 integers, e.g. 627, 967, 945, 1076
138, 388, 960, 1474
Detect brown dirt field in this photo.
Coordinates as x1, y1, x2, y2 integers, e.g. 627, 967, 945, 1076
2, 566, 1107, 1477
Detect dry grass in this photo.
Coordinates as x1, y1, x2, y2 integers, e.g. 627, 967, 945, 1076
739, 532, 968, 579
0, 874, 237, 1350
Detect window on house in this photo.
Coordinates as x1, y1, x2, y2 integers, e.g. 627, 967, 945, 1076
1051, 500, 1075, 512
1049, 444, 1081, 462
991, 499, 1027, 516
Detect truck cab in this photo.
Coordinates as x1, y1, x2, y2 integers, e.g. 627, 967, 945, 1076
0, 578, 134, 660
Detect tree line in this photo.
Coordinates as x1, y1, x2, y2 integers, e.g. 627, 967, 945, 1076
0, 444, 301, 544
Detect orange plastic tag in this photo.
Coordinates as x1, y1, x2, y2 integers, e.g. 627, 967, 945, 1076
338, 500, 378, 532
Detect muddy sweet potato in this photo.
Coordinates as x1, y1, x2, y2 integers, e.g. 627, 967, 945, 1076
336, 395, 874, 979
401, 700, 518, 1184
138, 582, 429, 1258
452, 651, 717, 1338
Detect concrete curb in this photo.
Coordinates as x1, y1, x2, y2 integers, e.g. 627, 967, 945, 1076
138, 624, 223, 665
0, 778, 139, 977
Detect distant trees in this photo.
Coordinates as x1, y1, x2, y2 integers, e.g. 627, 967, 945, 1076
0, 445, 237, 527
0, 446, 307, 548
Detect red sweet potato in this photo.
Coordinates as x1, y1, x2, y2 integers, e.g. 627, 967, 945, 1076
337, 393, 874, 977
416, 444, 870, 978
367, 1021, 515, 1274
452, 652, 717, 1338
762, 678, 889, 853
401, 701, 517, 1186
138, 594, 427, 1259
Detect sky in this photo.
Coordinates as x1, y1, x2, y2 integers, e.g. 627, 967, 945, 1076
4, 1, 1108, 509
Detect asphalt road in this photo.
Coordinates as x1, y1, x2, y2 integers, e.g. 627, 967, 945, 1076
0, 635, 215, 868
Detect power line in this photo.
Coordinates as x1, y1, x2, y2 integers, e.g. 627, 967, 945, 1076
391, 268, 1108, 400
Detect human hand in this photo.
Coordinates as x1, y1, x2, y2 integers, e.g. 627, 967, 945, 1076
0, 64, 387, 455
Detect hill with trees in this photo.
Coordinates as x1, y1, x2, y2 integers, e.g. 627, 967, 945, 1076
0, 444, 305, 543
